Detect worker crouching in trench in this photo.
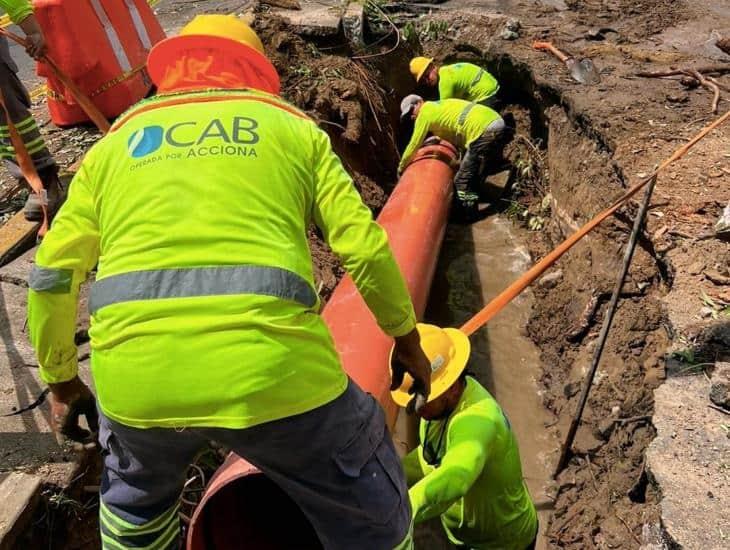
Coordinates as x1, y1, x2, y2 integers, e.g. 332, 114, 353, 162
392, 324, 539, 550
27, 14, 435, 550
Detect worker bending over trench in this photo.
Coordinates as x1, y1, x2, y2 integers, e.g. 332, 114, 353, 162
393, 324, 538, 550
410, 57, 500, 106
399, 94, 507, 219
27, 15, 432, 550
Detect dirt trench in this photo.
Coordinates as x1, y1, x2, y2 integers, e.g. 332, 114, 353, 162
418, 43, 677, 548
260, 16, 673, 547
11, 13, 687, 550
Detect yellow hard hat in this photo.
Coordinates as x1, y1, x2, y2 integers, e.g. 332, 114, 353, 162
148, 14, 279, 92
410, 57, 434, 83
390, 323, 471, 407
178, 14, 265, 55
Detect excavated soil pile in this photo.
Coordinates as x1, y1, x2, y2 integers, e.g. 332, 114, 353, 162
256, 16, 404, 300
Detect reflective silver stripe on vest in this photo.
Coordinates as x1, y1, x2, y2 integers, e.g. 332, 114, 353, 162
89, 265, 318, 314
123, 0, 152, 50
29, 266, 73, 293
470, 69, 485, 87
458, 102, 477, 126
90, 0, 132, 72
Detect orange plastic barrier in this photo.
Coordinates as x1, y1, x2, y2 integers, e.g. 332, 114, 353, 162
33, 0, 165, 126
186, 142, 458, 549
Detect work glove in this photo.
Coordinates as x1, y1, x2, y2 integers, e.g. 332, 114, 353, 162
24, 31, 46, 59
48, 376, 99, 450
18, 14, 47, 59
391, 328, 432, 415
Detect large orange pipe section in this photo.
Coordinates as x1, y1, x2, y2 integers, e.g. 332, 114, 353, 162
322, 142, 456, 428
187, 143, 457, 550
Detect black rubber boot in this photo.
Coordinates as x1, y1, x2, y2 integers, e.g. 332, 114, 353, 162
23, 166, 65, 222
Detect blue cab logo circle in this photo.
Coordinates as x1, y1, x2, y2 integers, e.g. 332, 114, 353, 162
128, 126, 164, 158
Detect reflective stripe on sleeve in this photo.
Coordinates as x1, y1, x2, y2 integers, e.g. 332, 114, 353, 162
458, 102, 477, 126
29, 266, 74, 293
470, 69, 485, 87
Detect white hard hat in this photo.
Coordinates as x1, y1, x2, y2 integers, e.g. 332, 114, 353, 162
400, 94, 423, 120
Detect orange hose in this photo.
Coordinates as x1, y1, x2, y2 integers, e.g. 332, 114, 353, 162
460, 109, 730, 336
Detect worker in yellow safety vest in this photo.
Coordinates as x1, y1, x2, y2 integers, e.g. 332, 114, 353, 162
410, 57, 499, 106
399, 94, 507, 220
392, 324, 538, 550
0, 0, 64, 219
28, 14, 431, 550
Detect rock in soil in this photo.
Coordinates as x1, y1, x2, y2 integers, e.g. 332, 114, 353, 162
709, 362, 730, 409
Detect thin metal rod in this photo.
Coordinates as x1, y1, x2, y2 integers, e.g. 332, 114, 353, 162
554, 174, 658, 477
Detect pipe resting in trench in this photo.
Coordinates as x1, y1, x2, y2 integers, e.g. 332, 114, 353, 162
186, 142, 458, 550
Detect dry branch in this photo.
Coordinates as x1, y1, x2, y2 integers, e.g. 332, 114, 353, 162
707, 76, 730, 92
638, 66, 729, 113
636, 65, 730, 78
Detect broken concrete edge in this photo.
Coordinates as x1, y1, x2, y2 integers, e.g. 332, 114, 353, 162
646, 374, 730, 549
0, 472, 42, 550
0, 212, 39, 269
275, 1, 366, 43
0, 449, 97, 549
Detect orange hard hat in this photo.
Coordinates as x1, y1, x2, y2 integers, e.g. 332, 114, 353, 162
147, 15, 279, 92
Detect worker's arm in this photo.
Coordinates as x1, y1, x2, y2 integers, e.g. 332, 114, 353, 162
312, 127, 416, 337
28, 158, 100, 443
402, 447, 427, 487
408, 411, 493, 524
398, 113, 430, 173
311, 126, 431, 402
0, 0, 33, 24
437, 67, 456, 99
0, 1, 45, 58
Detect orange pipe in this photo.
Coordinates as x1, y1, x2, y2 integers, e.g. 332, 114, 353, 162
186, 142, 457, 549
322, 142, 456, 427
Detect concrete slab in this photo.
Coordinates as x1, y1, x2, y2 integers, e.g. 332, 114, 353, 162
0, 247, 92, 336
0, 472, 42, 550
0, 212, 38, 268
482, 169, 512, 203
647, 374, 730, 550
1, 278, 93, 475
0, 247, 35, 287
0, 282, 37, 368
654, 15, 730, 61
278, 0, 344, 38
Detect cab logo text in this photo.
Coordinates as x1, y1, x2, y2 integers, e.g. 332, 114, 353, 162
128, 117, 259, 169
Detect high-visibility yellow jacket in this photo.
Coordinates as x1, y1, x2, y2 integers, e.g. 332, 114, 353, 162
403, 377, 537, 549
0, 0, 33, 24
399, 99, 502, 172
438, 63, 499, 104
28, 87, 417, 429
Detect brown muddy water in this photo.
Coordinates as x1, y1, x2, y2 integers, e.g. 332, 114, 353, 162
400, 215, 559, 549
